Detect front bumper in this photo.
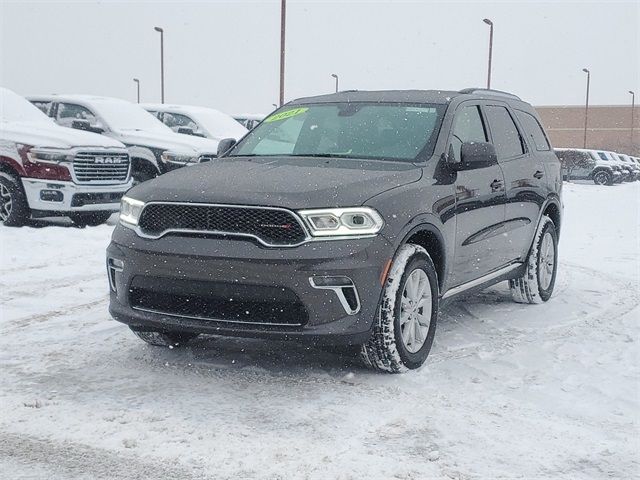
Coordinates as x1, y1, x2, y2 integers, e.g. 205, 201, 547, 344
107, 226, 393, 345
22, 177, 132, 212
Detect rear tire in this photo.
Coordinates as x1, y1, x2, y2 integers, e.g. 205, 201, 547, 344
130, 328, 199, 347
592, 170, 612, 186
70, 211, 112, 227
0, 172, 30, 227
509, 216, 558, 304
361, 244, 439, 373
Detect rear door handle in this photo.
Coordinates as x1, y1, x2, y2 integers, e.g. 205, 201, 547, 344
534, 170, 544, 179
490, 179, 503, 191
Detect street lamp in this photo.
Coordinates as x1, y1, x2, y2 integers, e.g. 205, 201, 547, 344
582, 68, 590, 149
279, 0, 286, 106
331, 73, 339, 93
629, 90, 636, 152
154, 26, 165, 103
133, 78, 140, 103
482, 18, 494, 89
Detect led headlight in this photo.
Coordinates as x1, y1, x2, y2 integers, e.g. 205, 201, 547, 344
160, 151, 197, 165
27, 148, 72, 164
119, 196, 145, 226
298, 207, 384, 237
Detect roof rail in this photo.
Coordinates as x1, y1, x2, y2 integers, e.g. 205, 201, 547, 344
459, 88, 521, 100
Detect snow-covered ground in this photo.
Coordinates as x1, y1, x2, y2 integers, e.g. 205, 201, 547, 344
1, 182, 638, 480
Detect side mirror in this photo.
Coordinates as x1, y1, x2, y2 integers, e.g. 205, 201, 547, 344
177, 126, 195, 135
455, 142, 497, 170
217, 138, 237, 157
71, 119, 104, 134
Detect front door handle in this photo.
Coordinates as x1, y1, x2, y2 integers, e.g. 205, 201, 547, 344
534, 170, 545, 179
490, 179, 503, 191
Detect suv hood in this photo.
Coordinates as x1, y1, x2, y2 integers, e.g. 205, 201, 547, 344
129, 156, 422, 208
0, 120, 125, 149
113, 129, 219, 155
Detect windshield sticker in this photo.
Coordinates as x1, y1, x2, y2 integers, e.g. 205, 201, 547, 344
264, 107, 309, 123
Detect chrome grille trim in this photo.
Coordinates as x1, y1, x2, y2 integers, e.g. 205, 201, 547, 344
73, 151, 130, 184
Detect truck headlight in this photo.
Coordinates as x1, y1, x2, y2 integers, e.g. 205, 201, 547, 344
26, 147, 72, 164
298, 207, 384, 237
119, 196, 145, 226
160, 151, 197, 165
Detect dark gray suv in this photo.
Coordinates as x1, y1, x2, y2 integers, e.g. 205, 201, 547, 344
107, 89, 562, 373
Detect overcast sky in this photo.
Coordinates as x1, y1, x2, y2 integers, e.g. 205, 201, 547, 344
1, 0, 638, 114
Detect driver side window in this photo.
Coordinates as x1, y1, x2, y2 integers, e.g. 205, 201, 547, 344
450, 105, 488, 162
57, 103, 101, 129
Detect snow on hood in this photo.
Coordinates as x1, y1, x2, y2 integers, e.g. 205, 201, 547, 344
0, 120, 125, 149
113, 129, 219, 155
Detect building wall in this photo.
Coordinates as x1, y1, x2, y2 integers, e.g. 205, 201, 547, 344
535, 105, 640, 156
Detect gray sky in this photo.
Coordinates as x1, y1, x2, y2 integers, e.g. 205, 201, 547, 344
1, 0, 638, 114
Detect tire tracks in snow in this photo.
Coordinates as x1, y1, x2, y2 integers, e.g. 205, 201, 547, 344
0, 431, 212, 480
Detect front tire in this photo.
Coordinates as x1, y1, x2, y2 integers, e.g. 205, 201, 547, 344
0, 172, 30, 226
361, 244, 439, 373
509, 216, 558, 304
130, 328, 199, 347
70, 211, 112, 227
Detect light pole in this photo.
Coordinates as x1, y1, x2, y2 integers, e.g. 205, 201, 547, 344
582, 68, 590, 149
133, 78, 140, 103
482, 18, 493, 89
629, 90, 635, 152
154, 26, 165, 103
279, 0, 286, 106
331, 73, 339, 93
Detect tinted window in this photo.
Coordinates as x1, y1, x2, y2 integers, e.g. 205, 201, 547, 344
163, 112, 198, 131
485, 105, 525, 159
515, 110, 550, 151
450, 105, 488, 162
597, 152, 608, 161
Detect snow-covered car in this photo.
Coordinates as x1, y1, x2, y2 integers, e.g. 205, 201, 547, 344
554, 148, 622, 185
232, 113, 266, 130
142, 104, 247, 146
28, 95, 220, 183
0, 87, 132, 227
613, 152, 640, 181
591, 150, 629, 183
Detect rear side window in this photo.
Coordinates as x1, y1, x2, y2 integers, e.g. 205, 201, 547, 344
485, 105, 526, 160
597, 152, 608, 161
450, 105, 488, 162
515, 110, 550, 151
31, 100, 52, 116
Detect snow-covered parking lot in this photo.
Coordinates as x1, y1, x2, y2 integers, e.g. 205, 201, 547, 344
1, 182, 638, 480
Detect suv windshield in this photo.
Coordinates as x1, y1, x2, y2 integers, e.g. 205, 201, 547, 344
231, 102, 445, 161
92, 100, 172, 133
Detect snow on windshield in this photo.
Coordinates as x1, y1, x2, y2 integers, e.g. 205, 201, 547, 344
92, 99, 173, 133
192, 109, 248, 139
0, 87, 53, 124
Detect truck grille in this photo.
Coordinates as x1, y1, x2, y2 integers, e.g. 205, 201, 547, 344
138, 203, 308, 246
73, 151, 130, 184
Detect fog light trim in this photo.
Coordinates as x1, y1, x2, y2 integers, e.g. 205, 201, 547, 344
309, 276, 361, 315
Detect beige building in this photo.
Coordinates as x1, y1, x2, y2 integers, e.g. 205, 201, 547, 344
536, 105, 639, 156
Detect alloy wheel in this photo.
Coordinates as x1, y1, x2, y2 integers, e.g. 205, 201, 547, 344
0, 184, 12, 222
399, 269, 432, 353
538, 231, 555, 290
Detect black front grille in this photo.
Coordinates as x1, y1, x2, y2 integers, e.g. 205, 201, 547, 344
129, 277, 308, 326
138, 203, 307, 245
71, 191, 124, 207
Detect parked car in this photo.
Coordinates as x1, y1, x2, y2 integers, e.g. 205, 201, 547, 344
28, 95, 220, 183
107, 88, 562, 373
232, 113, 265, 130
593, 150, 630, 182
0, 88, 132, 227
554, 148, 622, 185
613, 152, 640, 181
142, 104, 247, 144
